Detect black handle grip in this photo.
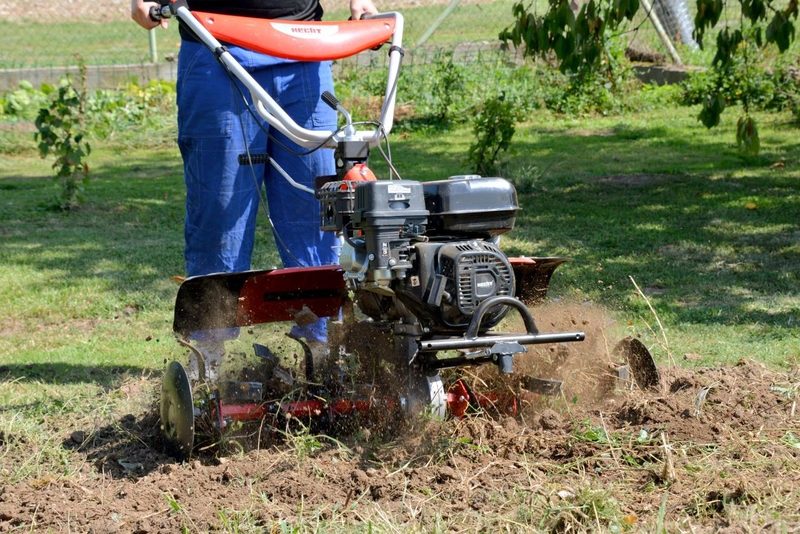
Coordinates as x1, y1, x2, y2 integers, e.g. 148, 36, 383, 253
321, 91, 339, 111
238, 153, 270, 166
149, 2, 176, 21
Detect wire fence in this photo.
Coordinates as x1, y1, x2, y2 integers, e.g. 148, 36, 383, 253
0, 0, 728, 88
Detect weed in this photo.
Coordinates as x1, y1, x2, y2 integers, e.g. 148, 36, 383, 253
1, 80, 50, 120
453, 435, 491, 454
781, 431, 800, 449
33, 61, 91, 210
468, 92, 519, 176
164, 492, 183, 514
218, 508, 263, 533
503, 162, 545, 194
542, 486, 626, 532
87, 80, 176, 143
429, 51, 465, 124
736, 115, 761, 157
164, 492, 199, 531
276, 420, 352, 463
572, 420, 615, 444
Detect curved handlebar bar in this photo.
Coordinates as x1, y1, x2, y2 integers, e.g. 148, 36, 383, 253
157, 5, 403, 149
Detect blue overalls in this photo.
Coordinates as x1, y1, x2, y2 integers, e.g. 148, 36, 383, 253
177, 39, 339, 343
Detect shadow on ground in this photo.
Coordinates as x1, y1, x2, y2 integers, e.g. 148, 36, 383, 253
0, 363, 153, 386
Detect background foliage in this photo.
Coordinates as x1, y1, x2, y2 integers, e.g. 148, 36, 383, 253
502, 0, 799, 153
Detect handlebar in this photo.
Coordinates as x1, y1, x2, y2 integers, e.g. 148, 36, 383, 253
165, 5, 404, 149
148, 5, 165, 21
150, 2, 376, 22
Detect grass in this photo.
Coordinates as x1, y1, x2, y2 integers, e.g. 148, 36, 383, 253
369, 103, 800, 368
0, 20, 183, 69
0, 1, 524, 69
8, 0, 796, 69
0, 84, 798, 529
1, 95, 797, 373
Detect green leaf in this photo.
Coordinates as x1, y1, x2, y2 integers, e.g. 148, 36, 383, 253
742, 0, 766, 22
766, 12, 795, 52
699, 94, 724, 128
736, 115, 760, 156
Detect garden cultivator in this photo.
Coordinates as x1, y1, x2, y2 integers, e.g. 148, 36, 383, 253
153, 2, 590, 458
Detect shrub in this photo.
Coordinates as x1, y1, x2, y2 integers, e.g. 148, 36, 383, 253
1, 81, 52, 120
468, 93, 520, 176
34, 68, 91, 210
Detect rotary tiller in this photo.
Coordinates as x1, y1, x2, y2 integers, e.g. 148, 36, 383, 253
153, 2, 589, 458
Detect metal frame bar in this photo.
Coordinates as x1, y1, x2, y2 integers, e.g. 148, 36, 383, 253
419, 331, 586, 353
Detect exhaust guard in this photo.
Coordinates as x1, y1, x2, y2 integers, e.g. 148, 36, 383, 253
418, 296, 585, 371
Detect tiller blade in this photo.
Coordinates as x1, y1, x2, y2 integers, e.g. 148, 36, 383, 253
613, 336, 660, 389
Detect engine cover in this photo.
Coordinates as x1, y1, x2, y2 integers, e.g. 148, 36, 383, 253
396, 240, 516, 334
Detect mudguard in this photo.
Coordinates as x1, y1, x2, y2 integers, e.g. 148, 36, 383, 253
509, 257, 568, 305
173, 265, 346, 337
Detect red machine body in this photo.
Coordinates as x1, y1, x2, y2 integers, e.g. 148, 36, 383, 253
192, 12, 395, 61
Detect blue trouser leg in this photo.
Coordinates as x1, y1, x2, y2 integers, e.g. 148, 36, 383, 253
177, 41, 338, 343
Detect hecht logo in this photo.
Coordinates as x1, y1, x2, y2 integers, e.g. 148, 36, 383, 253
271, 22, 339, 39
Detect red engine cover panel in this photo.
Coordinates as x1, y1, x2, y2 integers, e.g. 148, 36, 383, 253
236, 265, 346, 325
192, 12, 396, 61
172, 265, 346, 337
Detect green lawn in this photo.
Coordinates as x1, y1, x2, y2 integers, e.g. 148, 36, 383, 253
8, 0, 791, 69
0, 20, 181, 69
2, 100, 798, 373
0, 1, 523, 68
372, 106, 800, 368
0, 96, 798, 491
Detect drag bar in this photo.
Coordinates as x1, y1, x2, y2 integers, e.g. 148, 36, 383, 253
418, 331, 585, 353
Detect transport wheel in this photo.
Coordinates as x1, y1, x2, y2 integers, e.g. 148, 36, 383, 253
160, 361, 195, 460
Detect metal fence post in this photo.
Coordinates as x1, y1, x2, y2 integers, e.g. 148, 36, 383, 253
416, 0, 461, 47
149, 29, 158, 63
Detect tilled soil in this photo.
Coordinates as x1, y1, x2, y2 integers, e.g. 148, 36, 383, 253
1, 358, 798, 532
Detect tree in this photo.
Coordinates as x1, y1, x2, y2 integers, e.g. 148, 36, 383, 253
502, 0, 798, 155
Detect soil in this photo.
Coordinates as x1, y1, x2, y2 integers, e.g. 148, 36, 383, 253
1, 351, 798, 531
0, 281, 797, 531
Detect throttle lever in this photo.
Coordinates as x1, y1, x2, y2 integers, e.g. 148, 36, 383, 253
321, 91, 340, 111
321, 91, 355, 137
149, 5, 168, 21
